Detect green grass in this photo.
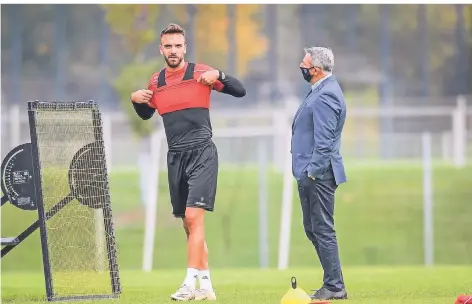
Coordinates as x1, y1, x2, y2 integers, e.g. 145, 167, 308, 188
1, 267, 472, 303
1, 162, 472, 303
1, 162, 472, 272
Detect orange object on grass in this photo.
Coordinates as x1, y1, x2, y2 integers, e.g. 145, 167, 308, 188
455, 295, 472, 304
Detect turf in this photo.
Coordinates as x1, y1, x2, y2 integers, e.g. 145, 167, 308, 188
1, 162, 472, 272
1, 162, 472, 303
1, 266, 472, 303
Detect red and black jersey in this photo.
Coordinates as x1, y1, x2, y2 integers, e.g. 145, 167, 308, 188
132, 61, 246, 151
147, 62, 224, 151
147, 62, 224, 114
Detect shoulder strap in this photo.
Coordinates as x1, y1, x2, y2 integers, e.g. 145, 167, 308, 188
157, 68, 166, 87
182, 62, 195, 81
157, 63, 195, 87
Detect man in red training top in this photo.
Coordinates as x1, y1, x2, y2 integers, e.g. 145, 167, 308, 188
130, 23, 246, 301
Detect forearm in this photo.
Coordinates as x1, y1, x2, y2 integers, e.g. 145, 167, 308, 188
218, 71, 246, 97
308, 148, 331, 178
132, 101, 155, 120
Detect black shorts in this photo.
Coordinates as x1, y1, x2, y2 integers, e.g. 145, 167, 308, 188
167, 141, 218, 218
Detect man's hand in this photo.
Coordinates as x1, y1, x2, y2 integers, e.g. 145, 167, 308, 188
197, 70, 219, 86
131, 89, 153, 104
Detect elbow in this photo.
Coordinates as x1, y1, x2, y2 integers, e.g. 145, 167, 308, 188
140, 114, 153, 120
221, 75, 246, 98
221, 86, 246, 98
132, 102, 155, 120
138, 110, 155, 120
234, 87, 246, 98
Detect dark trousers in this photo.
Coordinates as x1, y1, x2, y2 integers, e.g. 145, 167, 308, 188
297, 168, 345, 291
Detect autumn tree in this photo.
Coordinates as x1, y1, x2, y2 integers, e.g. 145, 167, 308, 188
170, 4, 267, 78
235, 5, 268, 77
101, 4, 161, 138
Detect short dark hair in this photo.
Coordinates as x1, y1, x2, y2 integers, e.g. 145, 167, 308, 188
160, 23, 185, 38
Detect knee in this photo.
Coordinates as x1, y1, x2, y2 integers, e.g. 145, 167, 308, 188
313, 222, 337, 243
182, 221, 190, 238
304, 224, 316, 242
184, 208, 204, 231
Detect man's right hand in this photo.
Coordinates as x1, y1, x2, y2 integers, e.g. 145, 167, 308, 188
131, 89, 153, 104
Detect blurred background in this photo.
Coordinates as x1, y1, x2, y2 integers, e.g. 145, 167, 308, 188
1, 4, 472, 274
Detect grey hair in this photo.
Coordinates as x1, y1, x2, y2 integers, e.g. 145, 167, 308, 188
304, 47, 334, 72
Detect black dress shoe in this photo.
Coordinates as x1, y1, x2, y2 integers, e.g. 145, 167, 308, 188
310, 287, 348, 300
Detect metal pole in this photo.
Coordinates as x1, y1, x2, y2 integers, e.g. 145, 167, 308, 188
455, 4, 467, 95
347, 5, 359, 53
452, 96, 467, 167
277, 128, 294, 270
99, 11, 111, 171
422, 132, 433, 266
227, 4, 237, 75
11, 5, 22, 105
142, 131, 163, 272
298, 5, 308, 98
186, 4, 197, 63
379, 4, 393, 159
347, 5, 363, 158
266, 4, 277, 102
99, 11, 109, 104
418, 4, 429, 97
54, 5, 68, 100
258, 139, 269, 268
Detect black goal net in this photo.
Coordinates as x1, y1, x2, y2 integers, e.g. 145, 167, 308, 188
27, 101, 121, 301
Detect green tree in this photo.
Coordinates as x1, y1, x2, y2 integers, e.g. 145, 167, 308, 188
101, 4, 161, 138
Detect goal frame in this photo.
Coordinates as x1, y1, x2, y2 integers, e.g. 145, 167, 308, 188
0, 101, 122, 302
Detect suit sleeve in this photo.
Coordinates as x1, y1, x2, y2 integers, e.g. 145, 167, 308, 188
131, 74, 157, 120
307, 94, 339, 179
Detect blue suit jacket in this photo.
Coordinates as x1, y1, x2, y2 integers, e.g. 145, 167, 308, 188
291, 75, 347, 185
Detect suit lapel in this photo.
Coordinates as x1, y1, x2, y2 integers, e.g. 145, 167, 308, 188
292, 90, 313, 129
292, 75, 336, 130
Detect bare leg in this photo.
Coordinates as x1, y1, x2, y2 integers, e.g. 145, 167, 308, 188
182, 208, 214, 296
183, 219, 208, 270
201, 241, 209, 270
183, 207, 206, 269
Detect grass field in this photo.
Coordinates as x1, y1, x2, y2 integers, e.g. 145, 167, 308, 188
1, 267, 472, 303
1, 162, 472, 303
2, 162, 471, 271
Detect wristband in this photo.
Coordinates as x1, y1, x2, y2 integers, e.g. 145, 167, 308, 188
218, 71, 226, 82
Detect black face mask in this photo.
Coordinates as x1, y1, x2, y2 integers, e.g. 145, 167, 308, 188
300, 67, 312, 82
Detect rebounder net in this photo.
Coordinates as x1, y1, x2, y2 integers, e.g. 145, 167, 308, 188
28, 101, 120, 300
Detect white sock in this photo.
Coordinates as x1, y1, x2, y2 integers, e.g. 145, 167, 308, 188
198, 270, 213, 291
182, 268, 199, 289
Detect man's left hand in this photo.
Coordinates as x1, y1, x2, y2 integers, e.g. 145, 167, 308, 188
197, 70, 219, 86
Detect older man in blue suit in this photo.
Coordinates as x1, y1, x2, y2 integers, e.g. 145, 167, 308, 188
291, 46, 347, 301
